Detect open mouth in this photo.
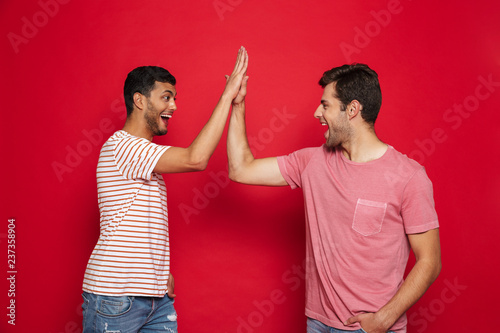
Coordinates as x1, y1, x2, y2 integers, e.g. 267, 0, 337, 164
320, 122, 328, 138
161, 114, 172, 126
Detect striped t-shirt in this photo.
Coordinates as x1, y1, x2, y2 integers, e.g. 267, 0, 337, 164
82, 130, 170, 296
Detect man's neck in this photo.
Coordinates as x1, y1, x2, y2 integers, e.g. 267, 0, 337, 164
122, 118, 153, 141
340, 130, 387, 163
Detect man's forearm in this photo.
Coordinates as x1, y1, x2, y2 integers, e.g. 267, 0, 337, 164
227, 102, 255, 181
375, 257, 442, 328
185, 94, 233, 169
183, 47, 248, 170
346, 229, 441, 332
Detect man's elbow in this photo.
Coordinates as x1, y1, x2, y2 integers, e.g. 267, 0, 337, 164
191, 159, 209, 171
228, 168, 240, 182
426, 255, 442, 284
228, 165, 248, 183
186, 152, 210, 171
432, 243, 442, 281
434, 257, 442, 280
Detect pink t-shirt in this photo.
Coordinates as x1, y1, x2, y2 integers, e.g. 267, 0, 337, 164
277, 145, 439, 332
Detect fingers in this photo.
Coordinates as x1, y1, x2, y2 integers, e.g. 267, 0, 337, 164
241, 47, 248, 75
344, 316, 359, 326
231, 46, 244, 75
167, 273, 175, 298
232, 46, 248, 77
241, 76, 249, 88
242, 48, 248, 75
223, 47, 248, 99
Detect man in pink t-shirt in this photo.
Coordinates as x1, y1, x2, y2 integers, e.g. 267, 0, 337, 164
227, 64, 441, 333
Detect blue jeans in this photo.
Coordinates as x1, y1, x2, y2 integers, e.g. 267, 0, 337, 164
307, 317, 397, 333
82, 292, 178, 333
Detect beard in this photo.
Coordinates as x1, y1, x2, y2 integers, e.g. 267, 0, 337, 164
325, 116, 351, 148
326, 130, 341, 148
144, 101, 168, 136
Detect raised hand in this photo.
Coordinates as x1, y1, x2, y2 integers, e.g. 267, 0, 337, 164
232, 75, 249, 106
223, 46, 248, 101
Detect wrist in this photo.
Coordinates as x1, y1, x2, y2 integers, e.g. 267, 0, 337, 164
219, 92, 233, 104
374, 309, 396, 330
232, 101, 245, 109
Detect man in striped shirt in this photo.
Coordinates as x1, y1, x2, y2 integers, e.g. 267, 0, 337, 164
82, 47, 248, 332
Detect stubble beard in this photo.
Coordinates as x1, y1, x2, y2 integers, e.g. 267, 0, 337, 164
326, 116, 351, 148
145, 100, 168, 137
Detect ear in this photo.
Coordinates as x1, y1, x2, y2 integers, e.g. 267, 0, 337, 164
347, 100, 362, 120
133, 92, 146, 111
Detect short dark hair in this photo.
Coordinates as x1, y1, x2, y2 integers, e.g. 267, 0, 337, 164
124, 66, 176, 116
319, 64, 382, 125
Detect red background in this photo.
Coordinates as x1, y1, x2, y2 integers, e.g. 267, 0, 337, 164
1, 0, 499, 332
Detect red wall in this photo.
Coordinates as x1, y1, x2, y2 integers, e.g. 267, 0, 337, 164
2, 0, 499, 332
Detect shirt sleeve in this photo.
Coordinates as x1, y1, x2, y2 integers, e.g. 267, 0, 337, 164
402, 167, 440, 234
114, 136, 170, 180
277, 147, 318, 189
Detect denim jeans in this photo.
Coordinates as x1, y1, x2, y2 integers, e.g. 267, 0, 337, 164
82, 292, 178, 333
307, 317, 397, 333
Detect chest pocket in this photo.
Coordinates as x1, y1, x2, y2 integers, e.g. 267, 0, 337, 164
352, 199, 387, 236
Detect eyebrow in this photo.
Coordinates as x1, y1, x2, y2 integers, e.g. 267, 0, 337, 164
321, 100, 328, 104
161, 89, 177, 97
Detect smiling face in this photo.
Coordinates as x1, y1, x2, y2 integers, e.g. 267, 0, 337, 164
143, 81, 177, 137
314, 82, 352, 148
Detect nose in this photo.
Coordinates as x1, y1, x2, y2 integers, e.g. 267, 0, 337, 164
314, 105, 323, 119
170, 100, 177, 112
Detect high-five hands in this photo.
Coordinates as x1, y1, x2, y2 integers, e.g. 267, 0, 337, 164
232, 72, 249, 106
224, 46, 249, 104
